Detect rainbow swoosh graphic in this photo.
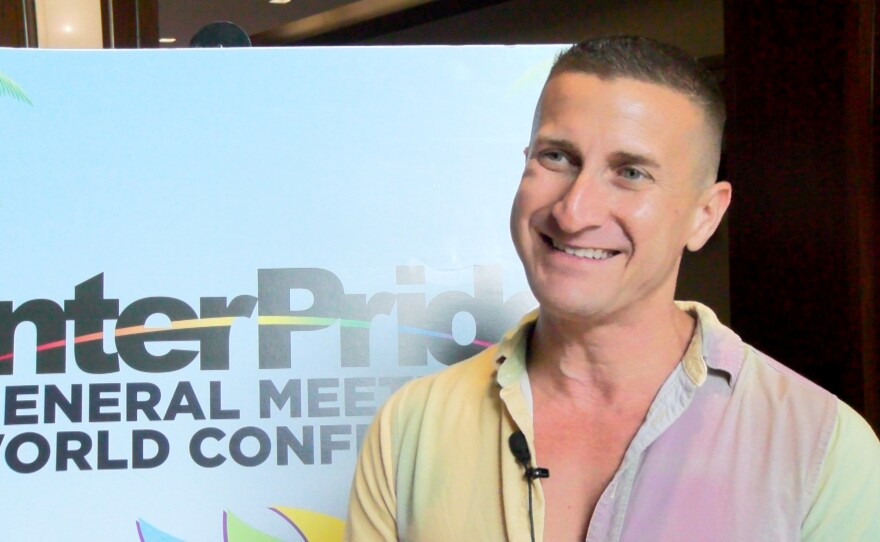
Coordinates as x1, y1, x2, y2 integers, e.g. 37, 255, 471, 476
137, 507, 344, 542
0, 316, 492, 363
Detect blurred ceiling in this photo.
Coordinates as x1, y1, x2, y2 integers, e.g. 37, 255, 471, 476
156, 0, 511, 47
157, 0, 357, 45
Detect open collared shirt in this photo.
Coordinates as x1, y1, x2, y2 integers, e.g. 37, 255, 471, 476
346, 302, 880, 541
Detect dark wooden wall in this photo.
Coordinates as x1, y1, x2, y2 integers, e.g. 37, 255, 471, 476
724, 0, 878, 430
101, 0, 158, 48
0, 0, 36, 47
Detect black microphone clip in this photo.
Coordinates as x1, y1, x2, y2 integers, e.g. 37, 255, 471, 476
508, 431, 551, 480
526, 466, 550, 480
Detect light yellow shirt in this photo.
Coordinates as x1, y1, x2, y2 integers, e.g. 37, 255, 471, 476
346, 302, 880, 541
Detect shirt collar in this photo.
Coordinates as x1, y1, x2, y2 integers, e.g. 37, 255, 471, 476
493, 302, 743, 390
675, 300, 744, 388
494, 309, 537, 389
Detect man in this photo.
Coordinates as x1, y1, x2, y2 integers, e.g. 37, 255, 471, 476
345, 37, 880, 541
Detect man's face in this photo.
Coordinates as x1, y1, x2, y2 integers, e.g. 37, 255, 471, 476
510, 72, 722, 323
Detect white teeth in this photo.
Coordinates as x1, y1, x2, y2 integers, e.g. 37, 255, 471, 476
551, 239, 615, 260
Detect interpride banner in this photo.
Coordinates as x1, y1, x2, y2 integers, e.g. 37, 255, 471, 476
0, 45, 556, 541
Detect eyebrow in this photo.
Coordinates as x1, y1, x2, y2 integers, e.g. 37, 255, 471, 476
531, 137, 582, 161
532, 137, 661, 170
607, 151, 661, 170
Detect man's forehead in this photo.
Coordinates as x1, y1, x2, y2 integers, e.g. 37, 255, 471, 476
533, 73, 705, 138
539, 72, 702, 114
535, 72, 721, 158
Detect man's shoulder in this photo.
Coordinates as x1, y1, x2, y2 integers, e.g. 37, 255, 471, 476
381, 345, 502, 424
686, 300, 837, 407
739, 343, 837, 406
383, 309, 536, 420
389, 346, 498, 408
684, 301, 841, 466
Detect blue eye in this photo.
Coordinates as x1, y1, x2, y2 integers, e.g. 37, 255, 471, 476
619, 167, 646, 181
537, 149, 575, 171
543, 151, 566, 163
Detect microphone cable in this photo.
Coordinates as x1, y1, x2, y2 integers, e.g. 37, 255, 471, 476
508, 431, 550, 542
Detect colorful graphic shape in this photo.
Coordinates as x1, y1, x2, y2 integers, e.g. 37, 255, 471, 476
0, 71, 32, 105
136, 508, 344, 542
272, 507, 345, 542
136, 518, 185, 542
224, 510, 281, 542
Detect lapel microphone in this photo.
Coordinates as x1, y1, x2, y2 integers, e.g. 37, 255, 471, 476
508, 431, 550, 480
508, 431, 550, 542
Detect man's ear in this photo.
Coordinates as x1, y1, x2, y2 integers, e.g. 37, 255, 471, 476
686, 180, 732, 252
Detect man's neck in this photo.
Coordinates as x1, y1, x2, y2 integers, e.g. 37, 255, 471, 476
527, 302, 696, 409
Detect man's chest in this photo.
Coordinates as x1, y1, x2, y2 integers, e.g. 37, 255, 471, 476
533, 407, 645, 542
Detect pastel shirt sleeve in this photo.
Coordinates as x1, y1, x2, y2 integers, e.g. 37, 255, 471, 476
344, 400, 398, 542
801, 400, 880, 541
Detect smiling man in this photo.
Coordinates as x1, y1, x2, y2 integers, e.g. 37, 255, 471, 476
345, 37, 880, 542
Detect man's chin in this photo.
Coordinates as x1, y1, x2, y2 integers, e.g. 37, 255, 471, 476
533, 289, 616, 322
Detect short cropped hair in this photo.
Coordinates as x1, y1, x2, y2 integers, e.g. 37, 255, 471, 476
550, 36, 725, 161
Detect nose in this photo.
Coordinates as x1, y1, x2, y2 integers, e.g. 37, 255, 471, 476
550, 171, 610, 233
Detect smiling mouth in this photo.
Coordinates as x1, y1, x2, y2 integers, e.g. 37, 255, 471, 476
544, 235, 620, 260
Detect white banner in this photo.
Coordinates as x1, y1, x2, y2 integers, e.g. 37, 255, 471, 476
0, 45, 557, 541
